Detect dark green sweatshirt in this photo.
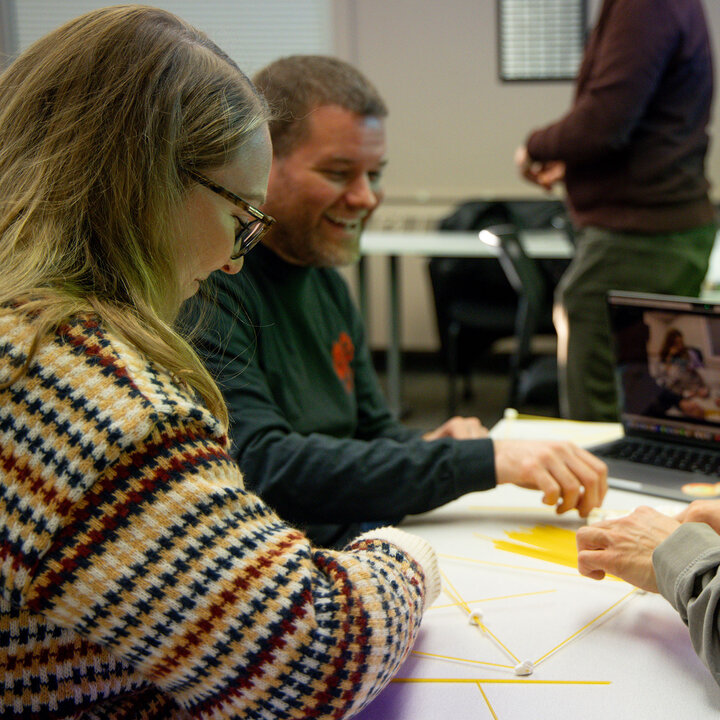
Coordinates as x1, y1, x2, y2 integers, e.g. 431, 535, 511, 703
187, 243, 495, 547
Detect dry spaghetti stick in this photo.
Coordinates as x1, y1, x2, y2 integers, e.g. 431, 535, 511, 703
440, 552, 583, 578
534, 588, 638, 666
470, 612, 520, 663
474, 530, 579, 568
430, 588, 556, 611
440, 570, 472, 614
392, 678, 611, 685
476, 683, 500, 720
441, 570, 521, 665
475, 621, 521, 665
412, 649, 513, 670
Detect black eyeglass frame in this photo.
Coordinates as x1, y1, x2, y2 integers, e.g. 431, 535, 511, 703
184, 168, 275, 259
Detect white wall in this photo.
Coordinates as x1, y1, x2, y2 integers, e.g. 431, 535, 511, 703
333, 0, 720, 352
0, 1, 17, 65
6, 0, 332, 76
336, 0, 572, 199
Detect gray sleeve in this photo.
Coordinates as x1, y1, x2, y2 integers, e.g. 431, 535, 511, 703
653, 522, 720, 686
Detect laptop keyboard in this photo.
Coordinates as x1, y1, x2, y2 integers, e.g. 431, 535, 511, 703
596, 439, 720, 477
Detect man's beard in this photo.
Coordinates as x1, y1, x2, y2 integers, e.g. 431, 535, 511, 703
282, 225, 363, 267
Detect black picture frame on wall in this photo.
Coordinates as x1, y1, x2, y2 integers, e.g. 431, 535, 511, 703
498, 0, 588, 82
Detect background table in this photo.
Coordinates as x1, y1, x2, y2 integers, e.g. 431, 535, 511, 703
358, 230, 574, 416
354, 417, 720, 719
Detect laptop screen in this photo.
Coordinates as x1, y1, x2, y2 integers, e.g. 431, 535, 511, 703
608, 291, 720, 445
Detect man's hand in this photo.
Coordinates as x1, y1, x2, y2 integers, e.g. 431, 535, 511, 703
576, 507, 680, 592
676, 499, 720, 534
493, 439, 608, 517
423, 416, 489, 441
514, 146, 566, 191
535, 160, 566, 191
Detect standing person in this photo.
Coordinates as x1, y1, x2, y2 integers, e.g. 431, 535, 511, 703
188, 55, 608, 549
0, 8, 441, 719
516, 0, 717, 421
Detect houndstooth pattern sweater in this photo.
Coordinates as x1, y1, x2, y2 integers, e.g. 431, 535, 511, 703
0, 310, 429, 719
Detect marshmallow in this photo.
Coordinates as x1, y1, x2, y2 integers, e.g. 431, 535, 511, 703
514, 660, 534, 676
468, 609, 484, 626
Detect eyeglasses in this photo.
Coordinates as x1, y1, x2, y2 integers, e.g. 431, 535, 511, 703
184, 168, 275, 260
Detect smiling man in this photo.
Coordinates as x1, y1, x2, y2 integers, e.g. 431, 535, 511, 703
261, 101, 385, 266
189, 55, 607, 548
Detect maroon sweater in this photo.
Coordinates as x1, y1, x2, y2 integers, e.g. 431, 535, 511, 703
526, 0, 715, 233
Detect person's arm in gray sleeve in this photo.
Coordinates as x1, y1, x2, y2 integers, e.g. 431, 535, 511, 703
654, 522, 720, 687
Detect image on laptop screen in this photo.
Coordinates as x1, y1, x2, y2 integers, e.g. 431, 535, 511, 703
609, 292, 720, 445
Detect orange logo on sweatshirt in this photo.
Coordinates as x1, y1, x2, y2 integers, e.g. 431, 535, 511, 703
332, 332, 355, 393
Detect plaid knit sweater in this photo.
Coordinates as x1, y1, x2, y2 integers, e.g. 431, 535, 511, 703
0, 310, 428, 719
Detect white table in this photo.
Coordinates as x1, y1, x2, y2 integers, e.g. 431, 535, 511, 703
358, 230, 574, 416
353, 418, 720, 719
360, 229, 572, 259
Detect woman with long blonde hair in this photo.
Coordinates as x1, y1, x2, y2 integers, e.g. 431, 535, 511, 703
0, 7, 439, 718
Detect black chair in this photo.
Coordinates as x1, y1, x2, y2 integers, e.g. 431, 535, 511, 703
429, 201, 521, 415
428, 199, 571, 416
504, 200, 576, 246
428, 256, 518, 416
487, 224, 560, 414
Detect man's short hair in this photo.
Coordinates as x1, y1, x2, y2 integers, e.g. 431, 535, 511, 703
253, 55, 388, 157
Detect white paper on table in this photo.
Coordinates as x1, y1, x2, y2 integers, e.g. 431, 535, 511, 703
489, 415, 623, 447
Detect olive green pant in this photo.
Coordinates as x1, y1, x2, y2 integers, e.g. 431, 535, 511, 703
555, 223, 717, 421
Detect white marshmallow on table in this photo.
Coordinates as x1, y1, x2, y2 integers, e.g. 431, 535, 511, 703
468, 609, 484, 626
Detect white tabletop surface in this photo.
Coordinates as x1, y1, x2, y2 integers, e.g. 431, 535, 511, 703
359, 228, 720, 288
354, 418, 720, 720
360, 229, 574, 258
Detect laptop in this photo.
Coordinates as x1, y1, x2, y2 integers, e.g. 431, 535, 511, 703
590, 291, 720, 502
